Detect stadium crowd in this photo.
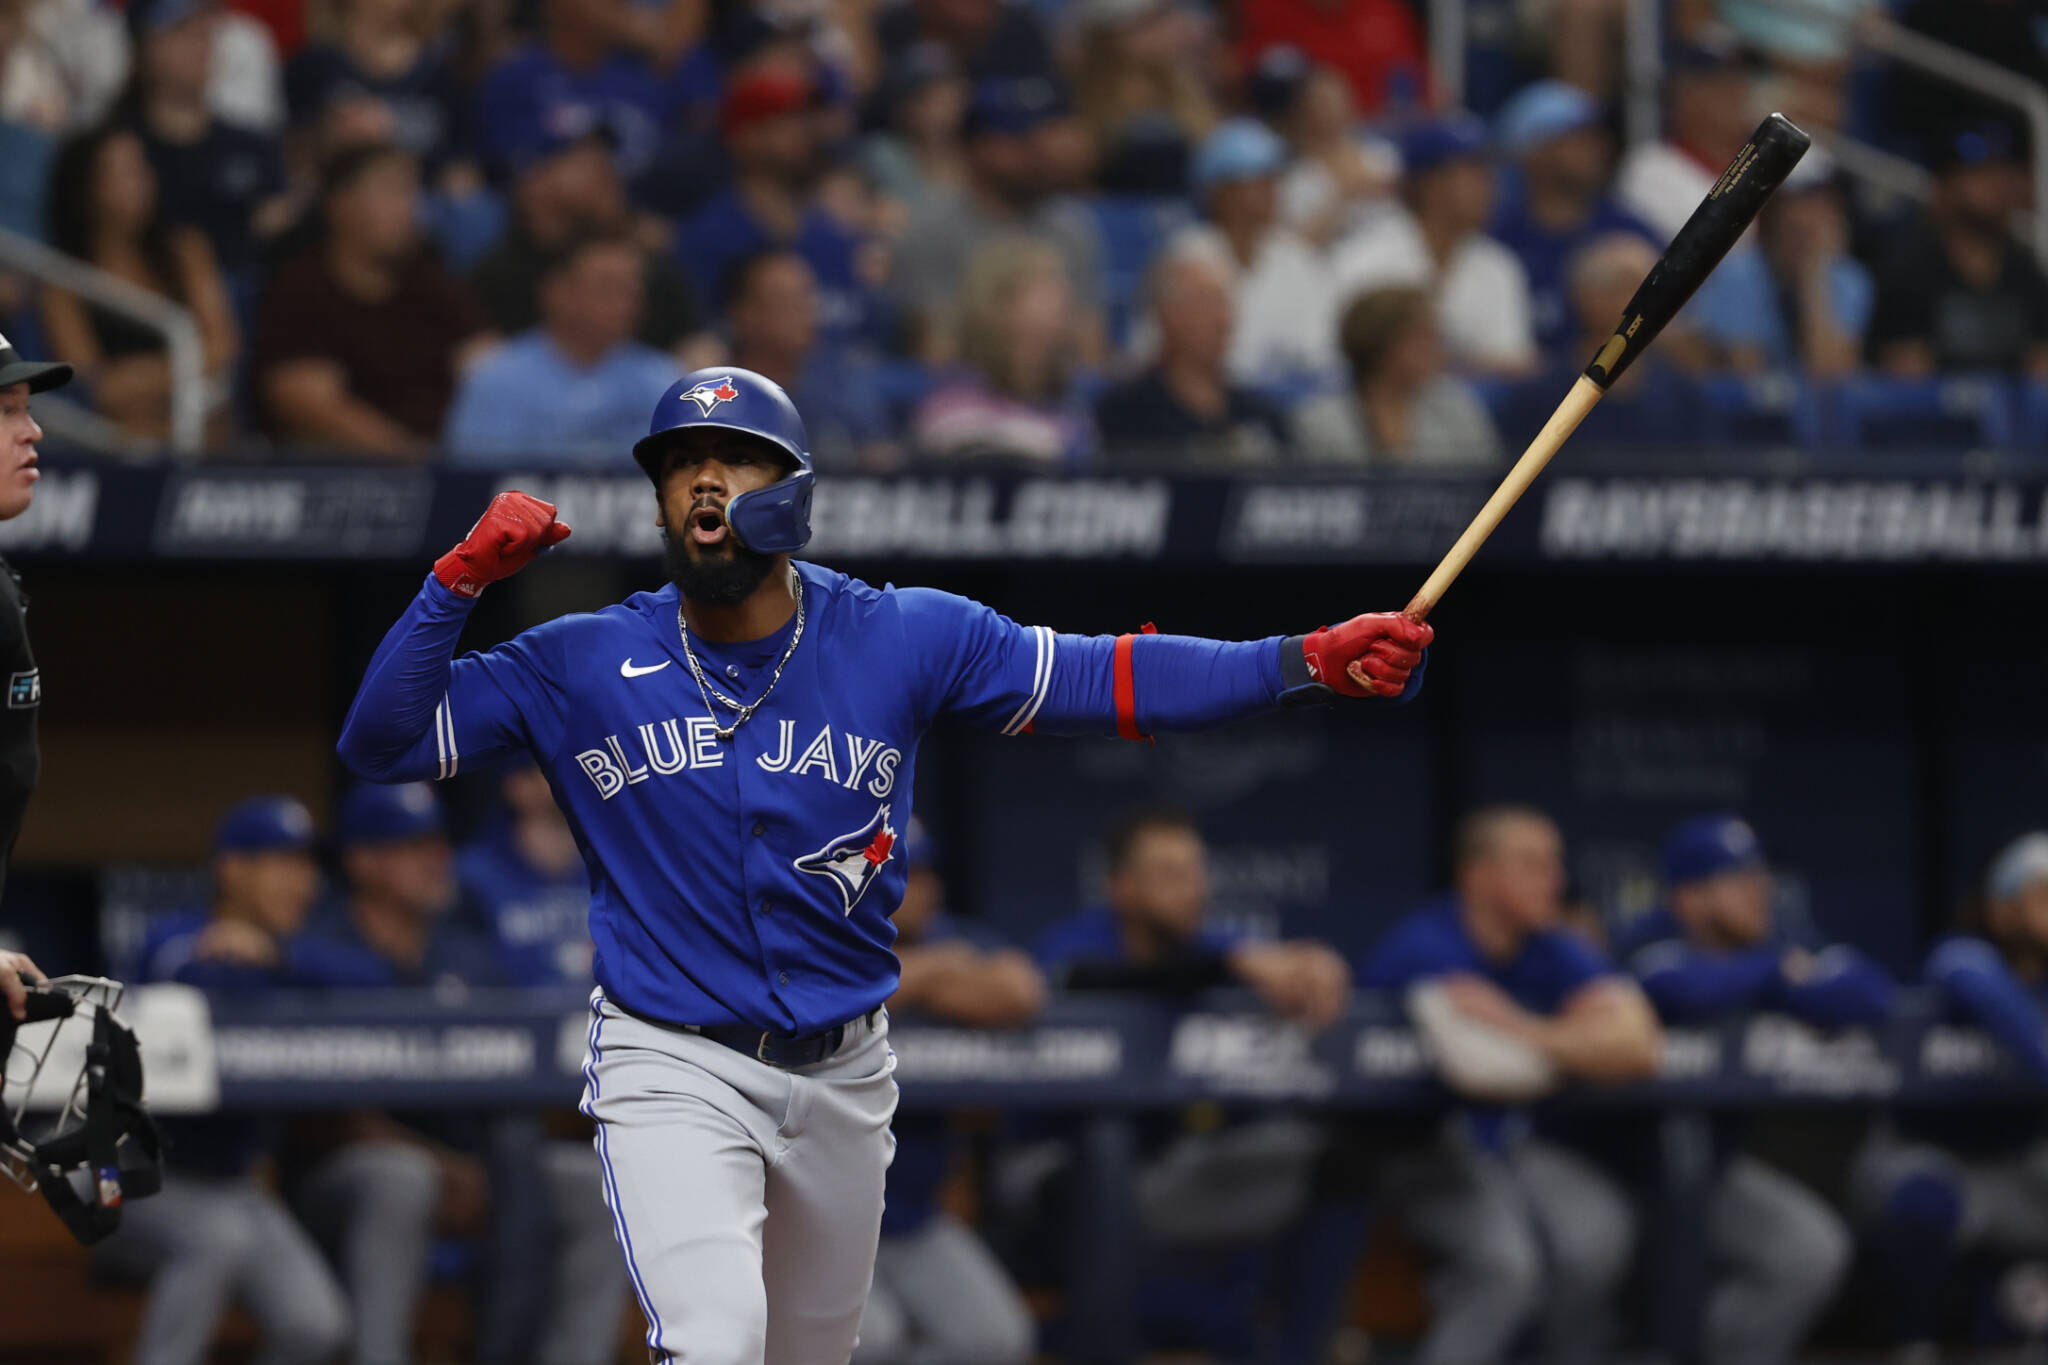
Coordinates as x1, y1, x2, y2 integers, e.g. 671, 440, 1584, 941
0, 0, 2042, 463
72, 771, 2048, 1365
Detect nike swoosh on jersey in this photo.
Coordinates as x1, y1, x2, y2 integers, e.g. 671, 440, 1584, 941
620, 659, 672, 678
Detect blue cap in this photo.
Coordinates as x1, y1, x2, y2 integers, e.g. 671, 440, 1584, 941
337, 782, 445, 848
1398, 113, 1491, 178
1989, 832, 2048, 901
904, 817, 938, 870
1495, 80, 1601, 158
505, 102, 618, 178
963, 77, 1068, 139
129, 0, 213, 38
1192, 117, 1287, 196
214, 796, 316, 856
1248, 45, 1312, 121
1937, 122, 2022, 173
1662, 815, 1765, 887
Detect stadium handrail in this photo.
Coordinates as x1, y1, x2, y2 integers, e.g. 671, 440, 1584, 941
0, 226, 207, 457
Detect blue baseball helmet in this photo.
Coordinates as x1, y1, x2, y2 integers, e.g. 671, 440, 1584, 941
633, 367, 815, 555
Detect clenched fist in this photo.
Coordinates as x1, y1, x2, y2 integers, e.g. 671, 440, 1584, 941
1301, 612, 1434, 699
434, 491, 572, 598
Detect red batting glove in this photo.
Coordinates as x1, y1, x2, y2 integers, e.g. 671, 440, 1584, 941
1301, 612, 1434, 698
434, 491, 572, 598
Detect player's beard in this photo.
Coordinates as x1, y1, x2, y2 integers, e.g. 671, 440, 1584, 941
664, 528, 776, 607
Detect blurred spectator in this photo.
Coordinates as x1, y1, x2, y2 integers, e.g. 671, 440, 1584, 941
1487, 79, 1657, 355
1889, 0, 2048, 159
855, 820, 1039, 1365
284, 0, 470, 183
108, 798, 352, 1365
1867, 125, 2048, 378
1614, 37, 1756, 246
1095, 235, 1286, 466
1177, 116, 1337, 388
1072, 0, 1215, 196
445, 229, 675, 464
296, 783, 629, 1365
470, 0, 677, 188
1035, 806, 1358, 1363
1332, 114, 1537, 377
873, 0, 1059, 87
40, 124, 239, 443
0, 0, 57, 239
1497, 233, 1705, 448
1235, 0, 1428, 117
1530, 0, 1629, 99
5, 0, 128, 134
115, 0, 292, 282
1362, 806, 1659, 1365
892, 76, 1106, 365
910, 236, 1094, 465
1690, 149, 1870, 378
1251, 47, 1395, 247
205, 1, 283, 135
1855, 831, 2048, 1357
457, 758, 593, 986
469, 121, 701, 354
723, 248, 897, 468
676, 67, 880, 349
253, 143, 494, 455
861, 40, 968, 225
1293, 286, 1502, 466
1715, 0, 1869, 131
1614, 815, 1882, 1365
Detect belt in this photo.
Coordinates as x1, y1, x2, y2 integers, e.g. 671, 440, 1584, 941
618, 1001, 880, 1069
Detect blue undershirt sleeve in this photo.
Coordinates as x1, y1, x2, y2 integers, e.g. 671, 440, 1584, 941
1928, 936, 2048, 1085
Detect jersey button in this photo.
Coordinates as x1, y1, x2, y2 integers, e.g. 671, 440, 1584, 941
752, 822, 766, 837
758, 900, 774, 915
778, 971, 790, 986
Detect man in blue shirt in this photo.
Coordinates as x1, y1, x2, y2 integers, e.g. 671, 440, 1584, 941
295, 783, 627, 1365
457, 757, 594, 986
1361, 805, 1660, 1365
446, 230, 679, 466
106, 797, 353, 1365
1616, 815, 1882, 1365
335, 365, 1430, 1365
471, 0, 674, 187
855, 820, 1040, 1365
1855, 831, 2048, 1358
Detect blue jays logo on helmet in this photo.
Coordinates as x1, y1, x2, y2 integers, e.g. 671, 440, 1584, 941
681, 375, 741, 416
633, 366, 817, 555
796, 803, 896, 913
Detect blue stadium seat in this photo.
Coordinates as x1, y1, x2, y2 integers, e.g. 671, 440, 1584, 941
1822, 374, 2016, 452
1091, 195, 1196, 345
1696, 373, 1823, 448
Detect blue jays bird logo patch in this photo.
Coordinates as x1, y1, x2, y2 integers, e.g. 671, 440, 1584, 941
796, 804, 896, 914
682, 376, 741, 416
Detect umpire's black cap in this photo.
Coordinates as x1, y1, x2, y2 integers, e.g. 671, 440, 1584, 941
0, 331, 71, 394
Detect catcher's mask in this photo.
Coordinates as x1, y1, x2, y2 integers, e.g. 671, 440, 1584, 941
0, 976, 162, 1244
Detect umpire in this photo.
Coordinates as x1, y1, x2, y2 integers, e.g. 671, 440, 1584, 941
0, 331, 70, 1022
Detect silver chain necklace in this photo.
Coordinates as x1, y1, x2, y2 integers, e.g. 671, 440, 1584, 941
677, 572, 805, 742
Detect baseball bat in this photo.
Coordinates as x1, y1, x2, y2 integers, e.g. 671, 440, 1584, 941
1401, 112, 1812, 621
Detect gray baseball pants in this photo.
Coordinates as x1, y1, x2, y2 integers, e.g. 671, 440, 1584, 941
579, 991, 899, 1365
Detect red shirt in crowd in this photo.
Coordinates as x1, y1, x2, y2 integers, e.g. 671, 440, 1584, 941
1237, 0, 1431, 115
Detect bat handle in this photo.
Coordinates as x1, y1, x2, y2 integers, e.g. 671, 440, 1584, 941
1402, 375, 1607, 622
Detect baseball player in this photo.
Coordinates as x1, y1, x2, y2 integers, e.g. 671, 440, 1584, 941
336, 366, 1432, 1365
0, 331, 71, 1021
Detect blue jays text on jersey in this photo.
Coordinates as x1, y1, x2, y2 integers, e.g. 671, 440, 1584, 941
338, 562, 1305, 1035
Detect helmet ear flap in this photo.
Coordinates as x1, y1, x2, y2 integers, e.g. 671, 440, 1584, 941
725, 469, 816, 555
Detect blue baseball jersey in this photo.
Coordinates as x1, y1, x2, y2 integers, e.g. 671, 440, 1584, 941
339, 562, 1294, 1033
1031, 904, 1248, 975
1612, 906, 1893, 1028
457, 822, 594, 987
1360, 894, 1612, 1013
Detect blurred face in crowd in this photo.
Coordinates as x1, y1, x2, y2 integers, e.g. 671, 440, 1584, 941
901, 76, 967, 144
1412, 156, 1494, 239
895, 864, 944, 942
346, 834, 456, 919
1571, 234, 1659, 341
93, 131, 159, 239
1938, 159, 2027, 238
730, 110, 818, 186
1671, 867, 1774, 950
143, 6, 218, 105
329, 151, 421, 264
1670, 67, 1753, 162
0, 384, 43, 521
967, 130, 1044, 208
1990, 879, 2048, 957
547, 0, 632, 46
1761, 185, 1846, 275
1379, 311, 1445, 391
919, 0, 998, 44
1154, 250, 1234, 376
0, 0, 24, 65
1001, 264, 1076, 398
519, 139, 628, 245
1287, 66, 1353, 149
731, 253, 820, 361
217, 848, 320, 938
1524, 125, 1611, 204
1459, 813, 1566, 938
347, 0, 420, 34
542, 240, 645, 355
1109, 823, 1210, 942
1207, 173, 1278, 244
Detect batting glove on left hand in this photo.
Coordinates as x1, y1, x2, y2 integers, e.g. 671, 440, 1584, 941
435, 491, 572, 598
1299, 612, 1433, 699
